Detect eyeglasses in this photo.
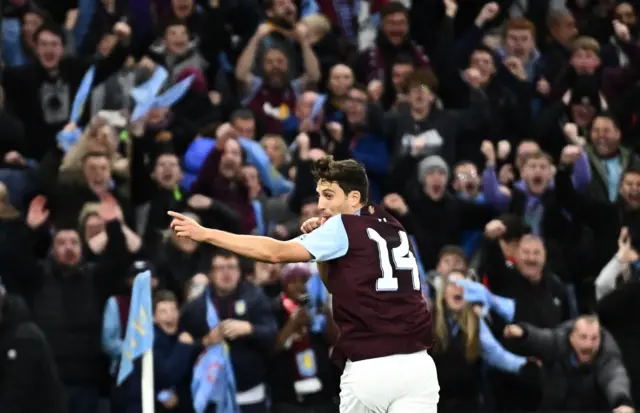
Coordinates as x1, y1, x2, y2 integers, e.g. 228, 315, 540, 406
456, 172, 478, 180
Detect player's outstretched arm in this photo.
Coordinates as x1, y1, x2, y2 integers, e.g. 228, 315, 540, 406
168, 211, 313, 263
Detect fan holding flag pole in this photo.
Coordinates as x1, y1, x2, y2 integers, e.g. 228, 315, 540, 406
56, 65, 97, 152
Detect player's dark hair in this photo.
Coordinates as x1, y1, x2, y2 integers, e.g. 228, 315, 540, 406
301, 196, 318, 207
311, 156, 369, 204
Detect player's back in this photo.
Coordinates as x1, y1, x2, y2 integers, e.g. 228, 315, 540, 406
326, 204, 433, 363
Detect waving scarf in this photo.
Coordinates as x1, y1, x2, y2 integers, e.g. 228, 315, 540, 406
191, 292, 240, 413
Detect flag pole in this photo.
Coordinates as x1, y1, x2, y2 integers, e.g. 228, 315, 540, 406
141, 350, 155, 413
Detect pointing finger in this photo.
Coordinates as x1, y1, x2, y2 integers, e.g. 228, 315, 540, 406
168, 211, 187, 220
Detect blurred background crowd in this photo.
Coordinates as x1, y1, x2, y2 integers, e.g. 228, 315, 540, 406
0, 0, 640, 412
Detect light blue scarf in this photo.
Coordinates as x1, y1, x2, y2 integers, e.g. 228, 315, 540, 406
191, 292, 240, 413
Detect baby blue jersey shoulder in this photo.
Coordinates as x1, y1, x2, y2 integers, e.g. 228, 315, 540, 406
293, 215, 349, 262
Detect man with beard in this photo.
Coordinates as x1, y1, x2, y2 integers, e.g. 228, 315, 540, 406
355, 2, 430, 110
0, 281, 66, 413
13, 194, 130, 413
257, 0, 300, 76
2, 19, 131, 161
503, 316, 634, 413
236, 21, 321, 135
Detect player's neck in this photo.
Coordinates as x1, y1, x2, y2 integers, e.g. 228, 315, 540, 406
348, 203, 366, 215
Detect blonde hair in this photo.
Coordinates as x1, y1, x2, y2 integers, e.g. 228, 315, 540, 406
572, 36, 600, 54
303, 14, 331, 34
433, 273, 481, 361
78, 202, 102, 227
302, 14, 331, 43
60, 120, 119, 173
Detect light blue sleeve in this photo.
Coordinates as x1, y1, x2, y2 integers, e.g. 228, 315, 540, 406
102, 297, 123, 362
238, 137, 294, 196
293, 215, 349, 262
490, 294, 516, 323
479, 318, 526, 373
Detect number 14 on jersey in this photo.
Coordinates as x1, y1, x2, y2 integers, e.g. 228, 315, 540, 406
367, 228, 421, 292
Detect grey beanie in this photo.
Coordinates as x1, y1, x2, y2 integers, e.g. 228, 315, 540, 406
418, 155, 449, 183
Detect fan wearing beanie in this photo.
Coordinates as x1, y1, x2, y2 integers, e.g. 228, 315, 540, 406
417, 155, 450, 200
384, 154, 496, 271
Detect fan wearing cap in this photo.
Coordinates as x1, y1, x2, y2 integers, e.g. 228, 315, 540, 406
0, 281, 66, 413
269, 263, 338, 412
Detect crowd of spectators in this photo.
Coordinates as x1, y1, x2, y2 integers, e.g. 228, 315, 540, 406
0, 0, 640, 412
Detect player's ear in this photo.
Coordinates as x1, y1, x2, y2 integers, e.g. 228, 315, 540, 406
347, 190, 361, 207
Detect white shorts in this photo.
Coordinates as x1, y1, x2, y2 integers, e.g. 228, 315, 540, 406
339, 351, 439, 413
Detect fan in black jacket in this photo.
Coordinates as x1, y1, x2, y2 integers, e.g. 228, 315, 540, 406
0, 286, 66, 413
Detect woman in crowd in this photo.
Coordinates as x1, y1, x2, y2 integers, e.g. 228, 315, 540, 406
432, 271, 533, 411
